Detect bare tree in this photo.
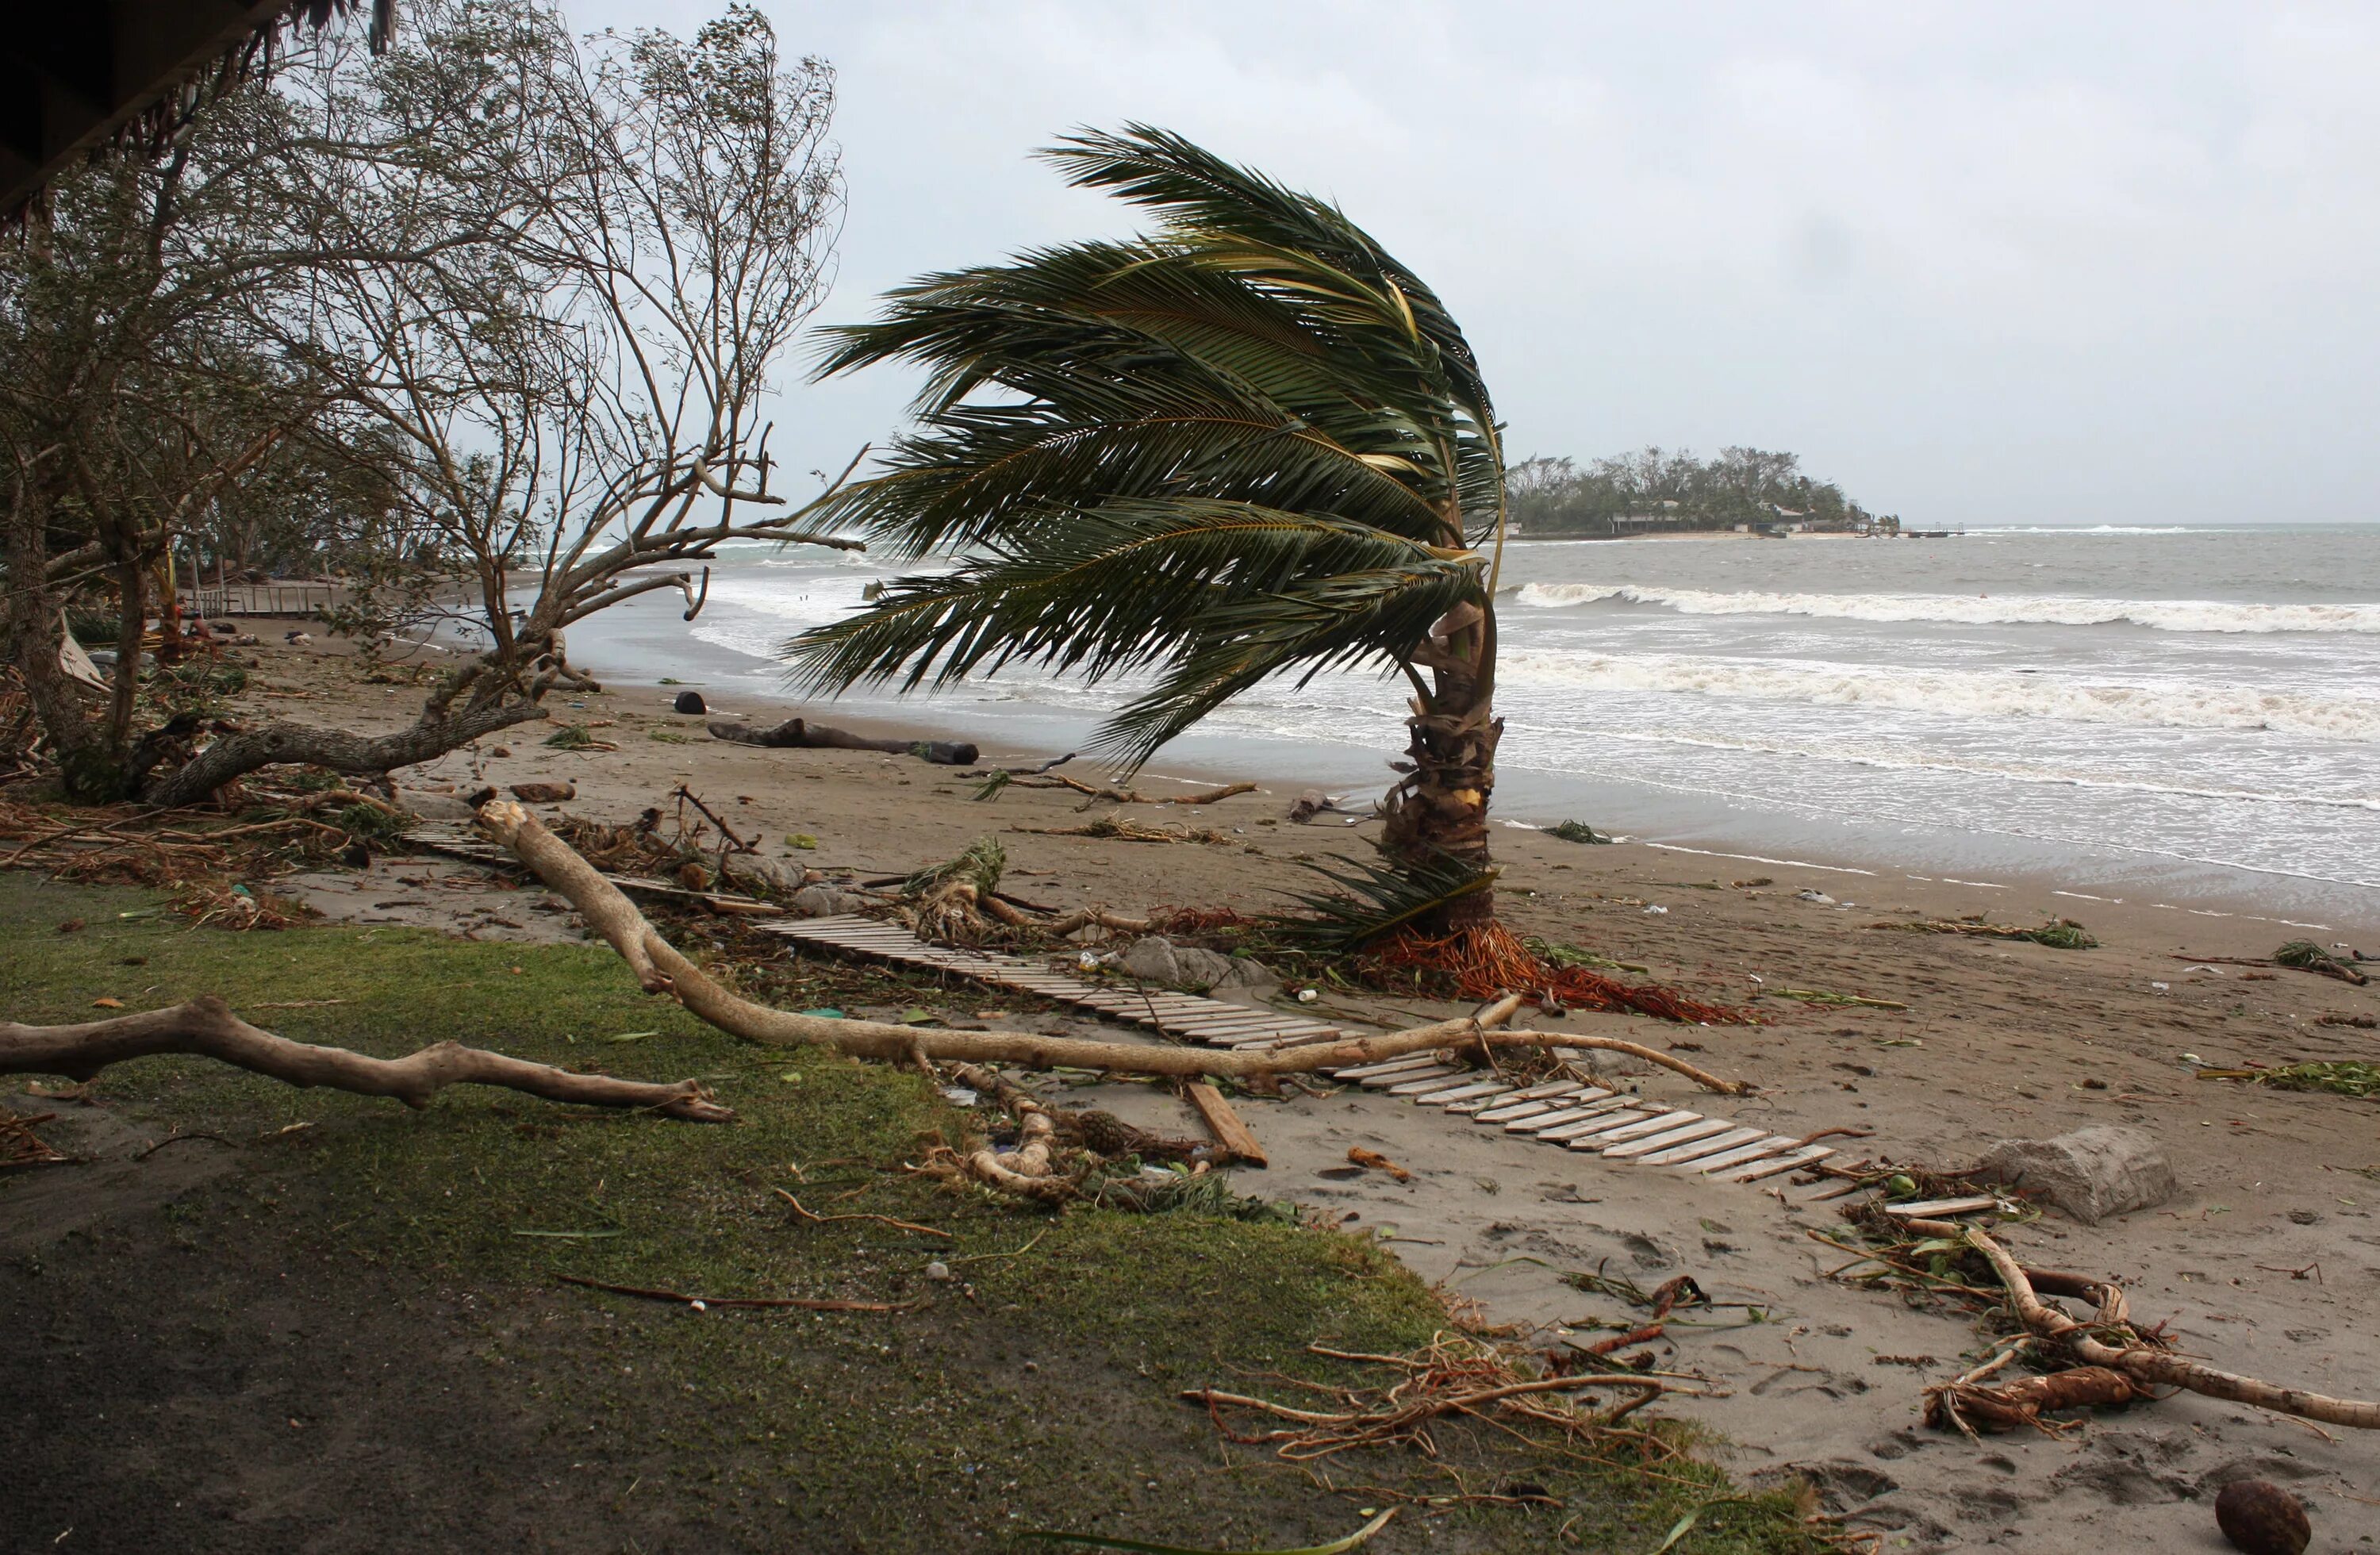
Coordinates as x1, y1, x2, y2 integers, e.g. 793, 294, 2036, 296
143, 1, 854, 806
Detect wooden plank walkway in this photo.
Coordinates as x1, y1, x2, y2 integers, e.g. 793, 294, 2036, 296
400, 826, 1852, 1193
765, 915, 1836, 1189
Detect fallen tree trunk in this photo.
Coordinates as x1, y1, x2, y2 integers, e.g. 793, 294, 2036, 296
0, 996, 731, 1121
477, 802, 1748, 1088
708, 716, 976, 766
1964, 1227, 2380, 1430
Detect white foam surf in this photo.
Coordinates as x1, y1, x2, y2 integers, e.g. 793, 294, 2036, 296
1511, 582, 2380, 635
1496, 649, 2380, 742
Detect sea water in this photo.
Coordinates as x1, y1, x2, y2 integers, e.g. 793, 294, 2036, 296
563, 524, 2380, 930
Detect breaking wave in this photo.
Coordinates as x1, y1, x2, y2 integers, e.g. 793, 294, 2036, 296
1511, 582, 2380, 635
1497, 650, 2380, 742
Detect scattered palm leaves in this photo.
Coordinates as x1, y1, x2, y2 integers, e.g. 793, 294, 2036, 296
906, 836, 1008, 899
1875, 916, 2097, 950
2196, 1061, 2380, 1100
542, 722, 617, 751
1544, 820, 1610, 845
1265, 851, 1495, 955
2274, 939, 2367, 985
1527, 939, 1648, 975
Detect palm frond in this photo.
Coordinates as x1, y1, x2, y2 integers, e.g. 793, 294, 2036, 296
1264, 850, 1499, 954
791, 124, 1503, 774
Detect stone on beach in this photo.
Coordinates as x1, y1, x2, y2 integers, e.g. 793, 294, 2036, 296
1974, 1124, 2177, 1223
790, 885, 872, 917
1116, 935, 1276, 994
397, 790, 479, 821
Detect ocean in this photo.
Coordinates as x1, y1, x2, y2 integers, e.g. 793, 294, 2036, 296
562, 524, 2380, 931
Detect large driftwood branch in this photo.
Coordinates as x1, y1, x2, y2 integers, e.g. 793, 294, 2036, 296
0, 996, 731, 1122
474, 803, 1749, 1088
1964, 1227, 2379, 1430
708, 716, 977, 766
142, 701, 548, 808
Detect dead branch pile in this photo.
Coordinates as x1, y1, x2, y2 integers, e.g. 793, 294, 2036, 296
2, 1110, 69, 1167
0, 789, 405, 926
547, 789, 807, 904
1186, 1334, 1689, 1462
0, 995, 730, 1121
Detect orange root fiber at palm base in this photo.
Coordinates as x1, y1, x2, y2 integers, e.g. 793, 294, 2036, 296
1365, 920, 1750, 1025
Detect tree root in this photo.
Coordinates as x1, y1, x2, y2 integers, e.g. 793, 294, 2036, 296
1963, 1227, 2379, 1430
0, 996, 731, 1121
480, 802, 1740, 1085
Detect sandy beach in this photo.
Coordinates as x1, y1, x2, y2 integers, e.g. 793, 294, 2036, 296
233, 634, 2380, 1549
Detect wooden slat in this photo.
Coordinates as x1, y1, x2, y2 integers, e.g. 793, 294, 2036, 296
1330, 1054, 1447, 1081
1388, 1073, 1480, 1097
1442, 1090, 1519, 1115
1716, 1145, 1833, 1183
1361, 1065, 1457, 1090
1536, 1100, 1647, 1141
1683, 1136, 1798, 1175
1507, 1079, 1595, 1101
1474, 1088, 1587, 1123
1504, 1098, 1620, 1135
1602, 1117, 1737, 1160
1182, 1082, 1267, 1167
1883, 1196, 2001, 1219
1559, 1110, 1664, 1148
1415, 1082, 1510, 1108
1637, 1126, 1768, 1166
1593, 1110, 1702, 1145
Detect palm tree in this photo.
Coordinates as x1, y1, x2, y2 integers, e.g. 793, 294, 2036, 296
785, 125, 1511, 927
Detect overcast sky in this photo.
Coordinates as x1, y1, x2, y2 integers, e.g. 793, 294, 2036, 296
578, 2, 2379, 528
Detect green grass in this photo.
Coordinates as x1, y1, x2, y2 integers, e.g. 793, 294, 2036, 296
2, 877, 1824, 1553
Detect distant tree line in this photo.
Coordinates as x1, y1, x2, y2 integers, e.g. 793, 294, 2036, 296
1504, 447, 1890, 536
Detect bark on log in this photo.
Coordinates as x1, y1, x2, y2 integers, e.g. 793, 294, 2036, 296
708, 716, 976, 766
1965, 1227, 2380, 1430
0, 996, 731, 1121
479, 802, 1737, 1086
142, 702, 547, 808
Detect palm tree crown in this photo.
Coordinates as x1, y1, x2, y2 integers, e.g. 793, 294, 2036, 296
785, 125, 1510, 908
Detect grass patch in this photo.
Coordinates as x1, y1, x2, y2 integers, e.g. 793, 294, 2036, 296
1, 876, 1824, 1553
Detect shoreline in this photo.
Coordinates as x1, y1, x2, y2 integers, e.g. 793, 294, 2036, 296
541, 609, 2380, 942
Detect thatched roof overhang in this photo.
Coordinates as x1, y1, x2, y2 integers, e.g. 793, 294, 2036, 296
2, 0, 392, 221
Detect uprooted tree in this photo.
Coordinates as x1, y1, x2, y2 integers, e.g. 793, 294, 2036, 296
2, 1, 856, 806
781, 126, 1511, 931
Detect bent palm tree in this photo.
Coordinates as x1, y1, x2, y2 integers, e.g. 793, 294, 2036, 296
785, 125, 1509, 926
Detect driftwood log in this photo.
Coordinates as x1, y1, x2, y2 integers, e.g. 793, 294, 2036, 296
709, 716, 976, 766
0, 996, 731, 1121
1964, 1227, 2378, 1430
476, 802, 1749, 1089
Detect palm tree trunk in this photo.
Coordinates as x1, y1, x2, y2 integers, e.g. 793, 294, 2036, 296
1380, 604, 1501, 927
